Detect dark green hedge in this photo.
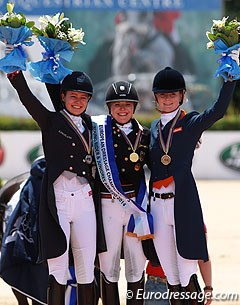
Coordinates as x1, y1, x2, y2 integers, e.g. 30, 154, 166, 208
0, 116, 40, 130
136, 113, 240, 130
0, 114, 239, 131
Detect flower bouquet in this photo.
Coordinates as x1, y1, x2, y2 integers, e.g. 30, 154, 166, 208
206, 16, 240, 81
28, 12, 86, 84
0, 2, 35, 73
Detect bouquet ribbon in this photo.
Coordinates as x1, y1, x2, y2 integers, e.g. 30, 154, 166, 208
214, 39, 240, 81
28, 36, 73, 84
0, 25, 33, 73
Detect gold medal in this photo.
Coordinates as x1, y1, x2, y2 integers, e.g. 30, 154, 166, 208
161, 154, 171, 165
116, 122, 143, 163
130, 152, 139, 163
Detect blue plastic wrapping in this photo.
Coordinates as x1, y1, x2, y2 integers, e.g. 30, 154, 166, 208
0, 25, 33, 73
214, 39, 240, 81
28, 36, 73, 84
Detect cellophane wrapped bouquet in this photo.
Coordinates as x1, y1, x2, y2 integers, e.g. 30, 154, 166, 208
0, 2, 35, 73
206, 16, 240, 81
28, 12, 86, 84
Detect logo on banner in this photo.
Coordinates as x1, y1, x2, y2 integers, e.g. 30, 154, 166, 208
220, 143, 240, 172
27, 144, 43, 164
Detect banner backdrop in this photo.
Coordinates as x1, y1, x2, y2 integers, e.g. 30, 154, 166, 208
0, 0, 221, 14
0, 1, 222, 116
64, 8, 222, 113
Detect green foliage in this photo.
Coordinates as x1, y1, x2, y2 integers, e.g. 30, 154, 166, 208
0, 113, 239, 131
0, 2, 35, 29
209, 114, 240, 130
0, 116, 39, 130
136, 112, 240, 130
206, 17, 240, 49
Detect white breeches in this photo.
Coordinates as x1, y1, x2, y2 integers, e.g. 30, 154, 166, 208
151, 183, 198, 286
48, 182, 96, 285
99, 197, 146, 283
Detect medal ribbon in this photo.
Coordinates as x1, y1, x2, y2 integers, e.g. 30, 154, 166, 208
60, 110, 91, 155
158, 109, 181, 154
118, 121, 143, 154
92, 115, 154, 240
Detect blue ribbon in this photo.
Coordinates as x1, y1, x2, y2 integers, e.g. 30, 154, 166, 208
213, 39, 240, 81
28, 36, 73, 83
66, 266, 77, 305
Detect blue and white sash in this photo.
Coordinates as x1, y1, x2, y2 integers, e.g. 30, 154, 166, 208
65, 266, 77, 305
92, 115, 154, 240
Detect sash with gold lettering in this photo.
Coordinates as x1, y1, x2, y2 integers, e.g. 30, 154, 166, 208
92, 115, 153, 240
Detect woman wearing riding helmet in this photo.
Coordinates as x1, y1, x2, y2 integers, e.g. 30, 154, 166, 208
148, 66, 237, 305
6, 70, 96, 305
91, 80, 153, 305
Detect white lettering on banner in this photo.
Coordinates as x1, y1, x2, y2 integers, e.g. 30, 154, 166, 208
118, 0, 183, 9
92, 123, 128, 207
37, 0, 185, 9
14, 0, 63, 10
71, 0, 114, 8
0, 0, 219, 11
43, 0, 63, 7
17, 0, 34, 10
63, 0, 71, 8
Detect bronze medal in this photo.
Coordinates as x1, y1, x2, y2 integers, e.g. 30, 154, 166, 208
130, 152, 139, 163
158, 109, 181, 167
85, 154, 93, 164
161, 154, 171, 166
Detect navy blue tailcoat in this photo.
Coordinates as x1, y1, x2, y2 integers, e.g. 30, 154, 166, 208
149, 81, 236, 261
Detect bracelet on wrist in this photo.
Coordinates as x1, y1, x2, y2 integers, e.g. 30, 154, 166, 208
204, 286, 213, 291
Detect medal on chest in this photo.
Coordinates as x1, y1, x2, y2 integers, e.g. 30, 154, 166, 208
61, 110, 93, 164
118, 125, 143, 163
84, 154, 93, 164
161, 154, 172, 165
129, 152, 139, 162
158, 109, 181, 166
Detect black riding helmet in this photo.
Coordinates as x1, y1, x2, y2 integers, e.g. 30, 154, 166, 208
105, 81, 139, 112
152, 67, 186, 105
61, 71, 93, 97
152, 67, 186, 93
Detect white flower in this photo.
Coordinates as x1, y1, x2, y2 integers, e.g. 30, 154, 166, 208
39, 13, 69, 29
68, 27, 86, 45
212, 16, 228, 29
57, 31, 68, 40
206, 41, 214, 49
33, 12, 86, 49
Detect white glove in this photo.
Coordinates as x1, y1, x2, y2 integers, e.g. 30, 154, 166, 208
5, 44, 14, 55
228, 48, 240, 66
